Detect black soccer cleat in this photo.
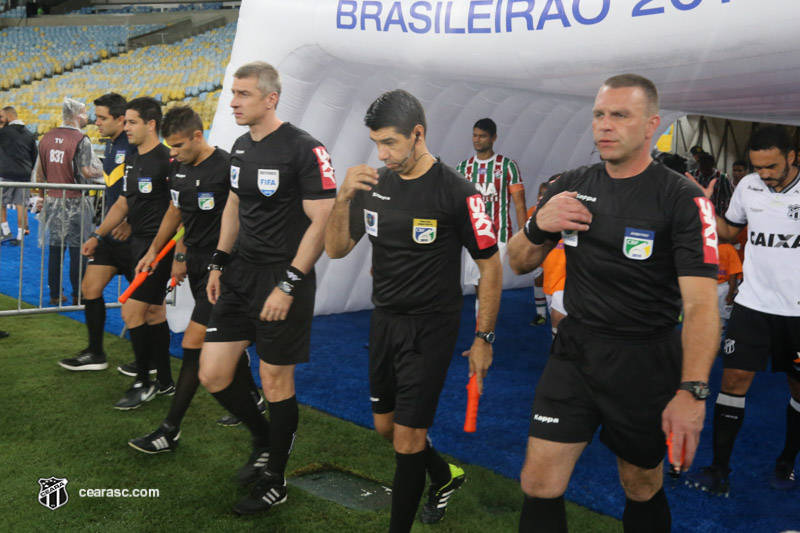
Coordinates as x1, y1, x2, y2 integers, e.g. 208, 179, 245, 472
236, 445, 270, 485
117, 360, 158, 377
114, 381, 157, 410
59, 349, 108, 371
420, 463, 467, 524
685, 465, 731, 497
233, 470, 287, 516
769, 460, 796, 491
156, 381, 176, 396
217, 393, 266, 427
128, 422, 181, 454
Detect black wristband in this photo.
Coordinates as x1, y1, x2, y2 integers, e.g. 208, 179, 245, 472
90, 232, 103, 242
277, 266, 306, 296
523, 215, 550, 245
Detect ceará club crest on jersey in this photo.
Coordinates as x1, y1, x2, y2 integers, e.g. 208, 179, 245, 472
258, 169, 279, 197
623, 227, 654, 260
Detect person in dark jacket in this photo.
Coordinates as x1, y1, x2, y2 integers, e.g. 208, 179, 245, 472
0, 106, 37, 245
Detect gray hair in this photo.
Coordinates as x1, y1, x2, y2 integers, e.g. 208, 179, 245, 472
62, 97, 86, 123
234, 61, 281, 100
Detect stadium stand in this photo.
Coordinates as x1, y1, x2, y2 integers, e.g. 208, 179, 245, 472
71, 2, 228, 14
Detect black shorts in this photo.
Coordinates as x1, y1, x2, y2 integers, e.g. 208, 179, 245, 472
127, 236, 172, 305
87, 236, 134, 282
723, 303, 800, 380
368, 308, 462, 429
529, 316, 681, 469
186, 248, 213, 326
205, 257, 315, 366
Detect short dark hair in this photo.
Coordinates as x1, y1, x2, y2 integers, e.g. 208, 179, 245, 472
732, 160, 747, 168
126, 97, 162, 132
689, 145, 705, 155
93, 93, 127, 118
748, 126, 794, 157
602, 73, 659, 114
698, 153, 716, 169
473, 118, 496, 137
161, 106, 203, 139
364, 89, 426, 138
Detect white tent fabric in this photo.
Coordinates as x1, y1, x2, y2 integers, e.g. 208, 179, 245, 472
208, 0, 800, 315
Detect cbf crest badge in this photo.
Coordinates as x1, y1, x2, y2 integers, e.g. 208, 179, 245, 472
258, 169, 279, 197
413, 218, 437, 244
38, 477, 69, 510
198, 192, 214, 211
623, 227, 654, 260
114, 150, 126, 165
138, 177, 152, 194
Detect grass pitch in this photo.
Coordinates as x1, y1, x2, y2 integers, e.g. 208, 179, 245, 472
0, 296, 620, 532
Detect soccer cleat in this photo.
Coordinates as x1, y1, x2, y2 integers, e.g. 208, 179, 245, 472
128, 422, 181, 454
685, 465, 730, 497
769, 460, 796, 491
117, 360, 158, 377
233, 470, 287, 516
217, 393, 266, 427
0, 230, 13, 243
157, 381, 176, 396
530, 315, 547, 326
236, 445, 271, 485
420, 463, 467, 524
114, 381, 157, 410
7, 238, 19, 246
58, 349, 108, 371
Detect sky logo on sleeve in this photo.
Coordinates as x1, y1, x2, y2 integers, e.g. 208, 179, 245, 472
313, 146, 337, 190
467, 194, 497, 249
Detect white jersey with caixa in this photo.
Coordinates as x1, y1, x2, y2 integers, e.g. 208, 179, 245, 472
724, 171, 800, 316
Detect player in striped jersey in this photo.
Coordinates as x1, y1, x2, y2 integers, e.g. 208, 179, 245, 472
457, 118, 527, 321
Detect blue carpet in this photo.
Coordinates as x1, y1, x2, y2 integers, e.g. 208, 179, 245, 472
2, 213, 797, 531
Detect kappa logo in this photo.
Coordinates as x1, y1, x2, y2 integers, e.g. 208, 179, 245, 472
533, 414, 559, 424
38, 477, 69, 511
788, 204, 800, 221
723, 339, 736, 355
576, 193, 597, 202
623, 227, 654, 260
313, 146, 337, 190
694, 197, 719, 264
235, 150, 245, 154
258, 168, 279, 197
412, 218, 437, 244
230, 166, 240, 188
372, 192, 391, 201
138, 177, 152, 194
467, 194, 497, 249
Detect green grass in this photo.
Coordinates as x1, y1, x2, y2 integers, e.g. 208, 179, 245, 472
0, 295, 621, 532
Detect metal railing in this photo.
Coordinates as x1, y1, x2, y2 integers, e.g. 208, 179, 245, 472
0, 180, 120, 317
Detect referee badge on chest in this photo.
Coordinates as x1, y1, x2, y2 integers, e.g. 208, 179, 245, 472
413, 218, 437, 244
623, 227, 654, 260
258, 169, 279, 197
198, 192, 214, 211
114, 150, 126, 164
364, 209, 378, 237
138, 177, 152, 194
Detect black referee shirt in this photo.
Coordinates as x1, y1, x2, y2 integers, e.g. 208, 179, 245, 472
170, 147, 230, 250
536, 161, 718, 336
123, 143, 173, 239
230, 122, 337, 266
349, 161, 498, 315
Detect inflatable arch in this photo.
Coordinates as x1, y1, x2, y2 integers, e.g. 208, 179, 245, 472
208, 0, 800, 315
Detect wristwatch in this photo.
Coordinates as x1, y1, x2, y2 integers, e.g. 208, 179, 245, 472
277, 280, 294, 296
174, 253, 186, 262
678, 381, 710, 400
475, 331, 495, 344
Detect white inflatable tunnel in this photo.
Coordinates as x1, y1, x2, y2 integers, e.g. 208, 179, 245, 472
208, 0, 800, 315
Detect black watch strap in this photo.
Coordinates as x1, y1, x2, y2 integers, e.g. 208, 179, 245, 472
678, 381, 710, 400
475, 330, 495, 344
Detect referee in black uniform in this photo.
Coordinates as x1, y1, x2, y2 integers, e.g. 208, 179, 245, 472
127, 106, 262, 453
197, 61, 336, 515
82, 97, 174, 410
508, 74, 720, 533
325, 89, 502, 533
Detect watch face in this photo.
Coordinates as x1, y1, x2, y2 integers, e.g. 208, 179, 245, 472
277, 281, 293, 295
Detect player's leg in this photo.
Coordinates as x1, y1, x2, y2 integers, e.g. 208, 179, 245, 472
67, 245, 84, 304
519, 438, 585, 533
617, 458, 670, 533
688, 303, 766, 494
143, 302, 172, 392
217, 350, 266, 427
115, 298, 158, 409
47, 244, 66, 304
532, 267, 547, 326
389, 424, 429, 533
770, 319, 800, 490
